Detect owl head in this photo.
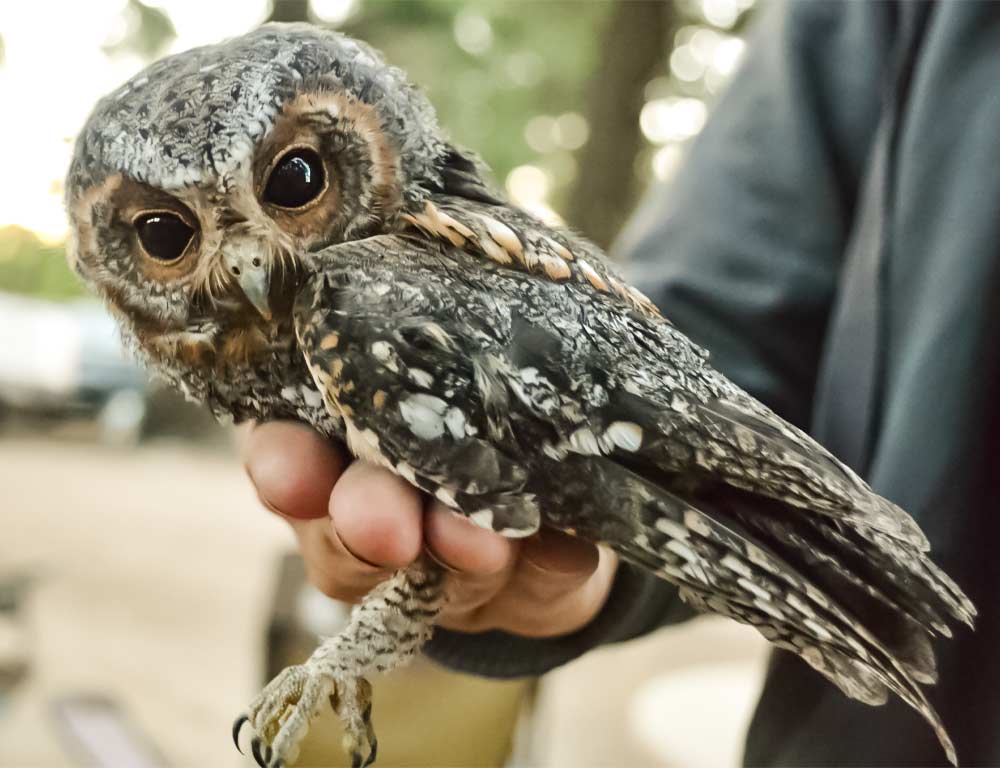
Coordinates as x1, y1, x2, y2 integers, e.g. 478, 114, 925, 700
66, 23, 495, 381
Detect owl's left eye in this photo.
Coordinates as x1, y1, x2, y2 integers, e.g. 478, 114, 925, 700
134, 212, 195, 263
263, 148, 326, 209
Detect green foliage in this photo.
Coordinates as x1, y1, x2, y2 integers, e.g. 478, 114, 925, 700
343, 1, 610, 194
0, 227, 82, 301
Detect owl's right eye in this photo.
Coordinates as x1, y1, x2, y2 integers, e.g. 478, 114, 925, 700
134, 212, 195, 262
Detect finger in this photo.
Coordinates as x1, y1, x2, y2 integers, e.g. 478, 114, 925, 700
244, 420, 347, 520
423, 501, 515, 575
330, 460, 424, 570
243, 422, 416, 601
519, 527, 601, 584
469, 531, 616, 638
285, 515, 391, 603
424, 501, 519, 622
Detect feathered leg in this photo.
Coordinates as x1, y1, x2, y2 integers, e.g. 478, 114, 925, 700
234, 563, 444, 767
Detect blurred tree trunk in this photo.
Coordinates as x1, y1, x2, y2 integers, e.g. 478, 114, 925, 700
268, 0, 311, 23
566, 0, 674, 251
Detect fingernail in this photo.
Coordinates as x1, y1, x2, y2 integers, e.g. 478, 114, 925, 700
244, 463, 288, 518
331, 525, 392, 572
520, 528, 594, 576
422, 544, 464, 574
520, 530, 553, 573
252, 483, 288, 519
520, 550, 557, 576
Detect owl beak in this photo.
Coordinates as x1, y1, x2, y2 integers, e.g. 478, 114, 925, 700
238, 268, 272, 321
223, 246, 272, 321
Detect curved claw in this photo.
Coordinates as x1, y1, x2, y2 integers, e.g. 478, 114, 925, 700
251, 736, 267, 768
350, 743, 377, 768
232, 714, 249, 754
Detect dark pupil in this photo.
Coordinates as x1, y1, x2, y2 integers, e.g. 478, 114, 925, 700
264, 150, 325, 208
135, 213, 194, 262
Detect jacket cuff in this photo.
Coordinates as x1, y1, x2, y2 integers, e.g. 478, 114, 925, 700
422, 561, 689, 679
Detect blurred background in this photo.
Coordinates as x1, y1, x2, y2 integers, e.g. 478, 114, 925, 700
0, 1, 769, 766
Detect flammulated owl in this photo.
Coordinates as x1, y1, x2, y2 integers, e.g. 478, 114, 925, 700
66, 23, 974, 768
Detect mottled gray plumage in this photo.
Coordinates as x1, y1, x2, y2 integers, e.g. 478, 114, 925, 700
69, 25, 447, 198
66, 23, 974, 768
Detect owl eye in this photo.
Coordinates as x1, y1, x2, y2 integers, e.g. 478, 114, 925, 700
134, 212, 195, 262
264, 148, 326, 209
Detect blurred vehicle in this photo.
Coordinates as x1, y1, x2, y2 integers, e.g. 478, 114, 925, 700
0, 291, 148, 444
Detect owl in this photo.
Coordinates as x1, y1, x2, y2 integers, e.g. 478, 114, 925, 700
67, 24, 973, 768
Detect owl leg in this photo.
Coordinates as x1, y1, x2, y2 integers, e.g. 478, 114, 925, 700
233, 563, 444, 767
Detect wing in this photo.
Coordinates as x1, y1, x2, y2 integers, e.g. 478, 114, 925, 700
292, 219, 679, 537
292, 213, 972, 763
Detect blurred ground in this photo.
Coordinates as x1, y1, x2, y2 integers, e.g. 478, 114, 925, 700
0, 432, 768, 767
1, 432, 290, 768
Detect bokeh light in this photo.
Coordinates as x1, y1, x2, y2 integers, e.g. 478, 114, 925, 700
453, 9, 493, 56
640, 97, 707, 144
312, 0, 358, 25
701, 0, 740, 30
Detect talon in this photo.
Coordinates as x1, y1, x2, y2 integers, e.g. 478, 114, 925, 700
251, 736, 267, 767
352, 751, 363, 768
364, 740, 378, 767
232, 714, 249, 754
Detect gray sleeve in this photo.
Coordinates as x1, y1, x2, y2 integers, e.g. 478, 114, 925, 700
425, 0, 893, 679
619, 0, 891, 425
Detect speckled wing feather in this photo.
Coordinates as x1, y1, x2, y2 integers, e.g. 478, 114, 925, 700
292, 227, 972, 764
295, 234, 545, 537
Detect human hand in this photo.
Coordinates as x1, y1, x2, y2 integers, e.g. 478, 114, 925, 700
242, 421, 618, 637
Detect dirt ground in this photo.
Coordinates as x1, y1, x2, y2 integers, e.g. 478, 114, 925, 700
0, 431, 768, 767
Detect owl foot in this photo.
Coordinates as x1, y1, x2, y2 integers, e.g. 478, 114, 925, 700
232, 564, 444, 766
331, 677, 377, 768
233, 667, 375, 768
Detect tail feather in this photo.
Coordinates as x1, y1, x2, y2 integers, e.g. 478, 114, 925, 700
554, 454, 965, 766
664, 392, 930, 551
733, 503, 945, 682
858, 525, 977, 628
618, 516, 959, 766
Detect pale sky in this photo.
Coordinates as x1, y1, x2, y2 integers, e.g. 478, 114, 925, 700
0, 1, 274, 241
